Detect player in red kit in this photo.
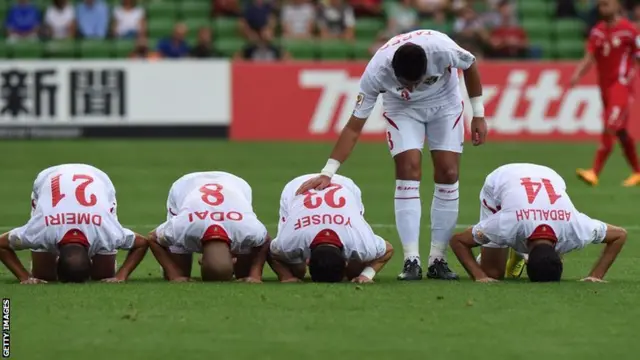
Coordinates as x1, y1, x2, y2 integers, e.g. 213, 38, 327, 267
570, 0, 640, 187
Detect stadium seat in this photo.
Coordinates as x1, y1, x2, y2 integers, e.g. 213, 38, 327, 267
282, 39, 317, 60
180, 1, 211, 19
518, 0, 551, 18
114, 39, 136, 58
213, 17, 239, 38
355, 18, 385, 40
45, 40, 76, 59
554, 19, 585, 39
555, 39, 585, 59
419, 20, 453, 35
530, 39, 554, 59
148, 18, 176, 38
8, 42, 45, 59
318, 40, 351, 60
522, 19, 552, 42
79, 40, 113, 59
146, 1, 179, 20
353, 40, 372, 60
184, 18, 211, 33
216, 38, 244, 57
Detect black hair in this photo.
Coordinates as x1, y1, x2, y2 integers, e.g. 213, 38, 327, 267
57, 244, 91, 283
526, 244, 563, 282
392, 43, 427, 83
308, 245, 346, 283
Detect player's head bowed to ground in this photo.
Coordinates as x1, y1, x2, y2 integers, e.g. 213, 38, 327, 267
0, 164, 149, 284
269, 174, 394, 284
147, 171, 271, 283
449, 163, 627, 283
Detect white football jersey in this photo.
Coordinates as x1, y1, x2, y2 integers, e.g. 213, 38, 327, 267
8, 164, 135, 256
353, 29, 475, 119
271, 174, 386, 264
473, 163, 607, 254
155, 172, 267, 254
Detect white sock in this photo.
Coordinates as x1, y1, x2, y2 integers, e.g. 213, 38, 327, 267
394, 180, 422, 264
429, 182, 459, 265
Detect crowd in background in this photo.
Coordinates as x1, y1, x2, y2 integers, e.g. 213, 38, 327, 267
4, 0, 640, 61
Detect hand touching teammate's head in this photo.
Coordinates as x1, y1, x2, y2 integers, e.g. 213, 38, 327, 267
392, 43, 427, 89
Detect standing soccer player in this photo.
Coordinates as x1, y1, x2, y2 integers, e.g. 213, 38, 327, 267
296, 29, 487, 280
571, 0, 640, 186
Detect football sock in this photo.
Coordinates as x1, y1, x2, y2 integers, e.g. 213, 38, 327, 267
618, 132, 640, 173
429, 182, 459, 265
593, 133, 615, 175
394, 180, 422, 263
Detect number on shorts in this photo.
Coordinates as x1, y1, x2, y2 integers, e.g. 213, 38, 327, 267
386, 131, 394, 150
50, 174, 98, 207
302, 184, 347, 209
520, 177, 561, 205
199, 183, 224, 206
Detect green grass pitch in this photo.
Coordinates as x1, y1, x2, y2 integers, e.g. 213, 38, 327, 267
1, 140, 639, 360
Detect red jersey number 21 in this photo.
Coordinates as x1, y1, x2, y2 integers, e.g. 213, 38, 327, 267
51, 174, 98, 207
520, 177, 561, 205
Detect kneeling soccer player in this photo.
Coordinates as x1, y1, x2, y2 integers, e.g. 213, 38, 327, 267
269, 174, 394, 283
148, 172, 270, 282
450, 163, 627, 283
0, 164, 149, 284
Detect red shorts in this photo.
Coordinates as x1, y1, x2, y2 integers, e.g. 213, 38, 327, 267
601, 83, 633, 132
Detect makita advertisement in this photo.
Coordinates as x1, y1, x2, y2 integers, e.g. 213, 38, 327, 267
230, 62, 640, 141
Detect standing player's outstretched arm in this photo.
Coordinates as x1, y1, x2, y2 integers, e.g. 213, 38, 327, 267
450, 228, 494, 282
241, 235, 272, 283
147, 231, 189, 282
584, 224, 627, 282
0, 232, 36, 283
569, 53, 595, 87
111, 233, 149, 282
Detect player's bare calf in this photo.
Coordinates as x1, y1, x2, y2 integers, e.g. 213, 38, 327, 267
149, 171, 270, 282
271, 174, 394, 283
0, 164, 148, 284
450, 163, 627, 282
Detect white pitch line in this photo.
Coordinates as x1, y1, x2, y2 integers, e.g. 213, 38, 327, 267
1, 224, 639, 231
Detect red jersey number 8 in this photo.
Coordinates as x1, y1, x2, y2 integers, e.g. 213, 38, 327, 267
199, 183, 225, 206
303, 184, 347, 209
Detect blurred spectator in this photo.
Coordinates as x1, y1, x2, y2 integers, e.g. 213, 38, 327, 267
113, 0, 146, 39
350, 0, 383, 17
453, 5, 488, 56
415, 0, 447, 18
385, 0, 419, 36
633, 3, 640, 28
236, 33, 290, 61
76, 0, 110, 39
5, 0, 41, 41
157, 22, 190, 58
483, 0, 517, 29
556, 0, 579, 18
281, 0, 316, 39
191, 27, 223, 58
130, 35, 160, 59
487, 0, 528, 58
317, 0, 356, 40
240, 0, 275, 41
44, 0, 75, 40
213, 0, 241, 16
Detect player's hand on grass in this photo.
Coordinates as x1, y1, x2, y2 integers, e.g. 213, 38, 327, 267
101, 277, 125, 283
20, 277, 47, 284
351, 275, 374, 284
580, 277, 607, 283
295, 175, 332, 195
237, 277, 262, 284
170, 276, 191, 283
470, 117, 487, 146
475, 277, 498, 283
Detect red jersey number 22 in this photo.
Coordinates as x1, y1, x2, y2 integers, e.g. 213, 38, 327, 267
520, 177, 561, 205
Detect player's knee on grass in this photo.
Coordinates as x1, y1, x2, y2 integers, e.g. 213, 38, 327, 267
31, 251, 58, 282
394, 150, 422, 180
57, 244, 91, 283
91, 254, 116, 280
526, 244, 563, 282
163, 253, 193, 280
233, 254, 253, 279
200, 241, 234, 281
308, 245, 346, 283
480, 247, 507, 280
345, 260, 366, 280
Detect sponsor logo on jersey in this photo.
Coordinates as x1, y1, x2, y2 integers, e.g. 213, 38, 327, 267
355, 93, 364, 108
423, 76, 439, 85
